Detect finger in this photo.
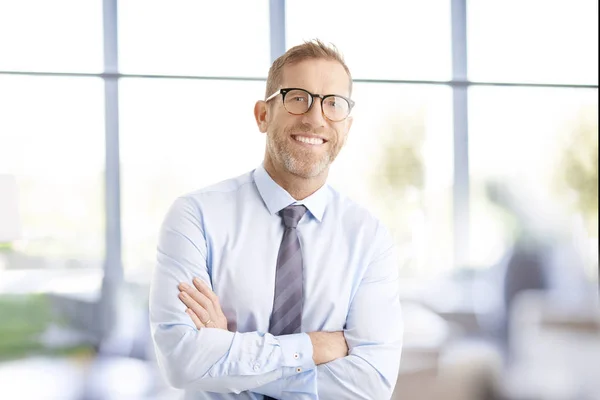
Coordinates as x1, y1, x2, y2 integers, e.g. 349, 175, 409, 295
179, 291, 211, 323
179, 282, 214, 314
186, 308, 205, 330
193, 277, 221, 308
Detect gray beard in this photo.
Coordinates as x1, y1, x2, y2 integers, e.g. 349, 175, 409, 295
268, 137, 331, 179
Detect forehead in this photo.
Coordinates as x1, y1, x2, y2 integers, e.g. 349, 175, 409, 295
280, 59, 351, 97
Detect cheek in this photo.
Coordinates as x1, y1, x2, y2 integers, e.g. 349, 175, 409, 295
267, 123, 288, 144
269, 105, 294, 124
267, 121, 284, 138
267, 114, 287, 135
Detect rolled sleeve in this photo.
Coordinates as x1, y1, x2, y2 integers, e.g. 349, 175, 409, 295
278, 333, 315, 374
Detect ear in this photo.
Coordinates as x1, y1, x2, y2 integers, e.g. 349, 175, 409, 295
341, 115, 353, 145
345, 115, 354, 133
254, 101, 269, 133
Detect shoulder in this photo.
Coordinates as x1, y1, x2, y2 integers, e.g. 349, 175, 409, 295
178, 169, 257, 208
186, 170, 255, 201
326, 185, 393, 245
166, 170, 256, 219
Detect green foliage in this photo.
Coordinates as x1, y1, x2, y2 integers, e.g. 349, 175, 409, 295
0, 295, 52, 360
556, 105, 598, 231
372, 110, 426, 198
0, 294, 91, 361
367, 109, 427, 260
0, 243, 13, 251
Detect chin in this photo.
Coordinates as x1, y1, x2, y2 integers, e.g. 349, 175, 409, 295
285, 158, 329, 179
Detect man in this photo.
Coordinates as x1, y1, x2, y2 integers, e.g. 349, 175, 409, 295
150, 40, 403, 399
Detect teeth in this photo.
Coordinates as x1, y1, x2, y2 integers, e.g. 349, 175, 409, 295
294, 136, 324, 145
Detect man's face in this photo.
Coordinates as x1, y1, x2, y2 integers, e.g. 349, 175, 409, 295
259, 59, 353, 179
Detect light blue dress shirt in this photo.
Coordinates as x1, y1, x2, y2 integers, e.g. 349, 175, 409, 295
150, 164, 403, 399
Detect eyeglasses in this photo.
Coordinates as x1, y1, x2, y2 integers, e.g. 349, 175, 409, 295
265, 88, 355, 122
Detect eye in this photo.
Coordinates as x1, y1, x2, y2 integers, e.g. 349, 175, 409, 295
325, 99, 338, 107
325, 97, 346, 109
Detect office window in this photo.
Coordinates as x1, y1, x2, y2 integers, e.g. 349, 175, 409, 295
118, 0, 270, 77
328, 83, 454, 278
0, 0, 103, 72
0, 75, 105, 267
468, 0, 598, 84
119, 78, 265, 273
286, 0, 452, 81
469, 86, 598, 281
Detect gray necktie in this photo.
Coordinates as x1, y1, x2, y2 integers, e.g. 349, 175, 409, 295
268, 205, 307, 336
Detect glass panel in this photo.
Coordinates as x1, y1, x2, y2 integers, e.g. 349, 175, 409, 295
0, 0, 103, 72
468, 0, 599, 84
329, 83, 454, 278
119, 78, 265, 275
0, 76, 105, 268
469, 86, 598, 285
118, 0, 270, 77
120, 79, 453, 280
286, 0, 452, 81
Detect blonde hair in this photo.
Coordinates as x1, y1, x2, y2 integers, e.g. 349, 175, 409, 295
265, 39, 352, 98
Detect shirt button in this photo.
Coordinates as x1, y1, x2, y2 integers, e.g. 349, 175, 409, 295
253, 364, 260, 371
293, 353, 300, 359
296, 367, 302, 373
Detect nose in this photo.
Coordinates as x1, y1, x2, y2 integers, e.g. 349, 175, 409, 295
301, 96, 327, 127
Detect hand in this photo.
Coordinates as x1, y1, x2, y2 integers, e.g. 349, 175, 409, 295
307, 331, 348, 365
178, 277, 228, 330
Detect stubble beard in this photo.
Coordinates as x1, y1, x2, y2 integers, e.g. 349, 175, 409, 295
267, 126, 335, 179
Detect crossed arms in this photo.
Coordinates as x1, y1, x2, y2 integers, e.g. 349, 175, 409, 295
149, 197, 403, 399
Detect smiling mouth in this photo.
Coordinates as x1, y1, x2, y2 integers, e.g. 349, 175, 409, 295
292, 135, 327, 145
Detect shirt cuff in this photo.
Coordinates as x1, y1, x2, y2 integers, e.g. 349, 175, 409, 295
277, 333, 315, 376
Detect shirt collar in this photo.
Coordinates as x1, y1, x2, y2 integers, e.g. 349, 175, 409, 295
253, 163, 328, 222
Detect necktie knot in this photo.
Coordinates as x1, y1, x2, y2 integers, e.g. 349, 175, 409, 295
280, 205, 307, 229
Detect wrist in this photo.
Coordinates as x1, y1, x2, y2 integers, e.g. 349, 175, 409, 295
307, 331, 346, 365
307, 332, 318, 364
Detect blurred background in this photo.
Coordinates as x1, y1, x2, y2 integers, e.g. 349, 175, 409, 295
0, 0, 598, 399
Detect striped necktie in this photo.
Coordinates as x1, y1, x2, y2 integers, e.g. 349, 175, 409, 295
268, 205, 307, 336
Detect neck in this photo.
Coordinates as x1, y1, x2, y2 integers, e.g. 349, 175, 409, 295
263, 157, 327, 200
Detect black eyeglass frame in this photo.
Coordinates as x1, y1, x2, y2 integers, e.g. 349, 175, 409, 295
265, 87, 355, 122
